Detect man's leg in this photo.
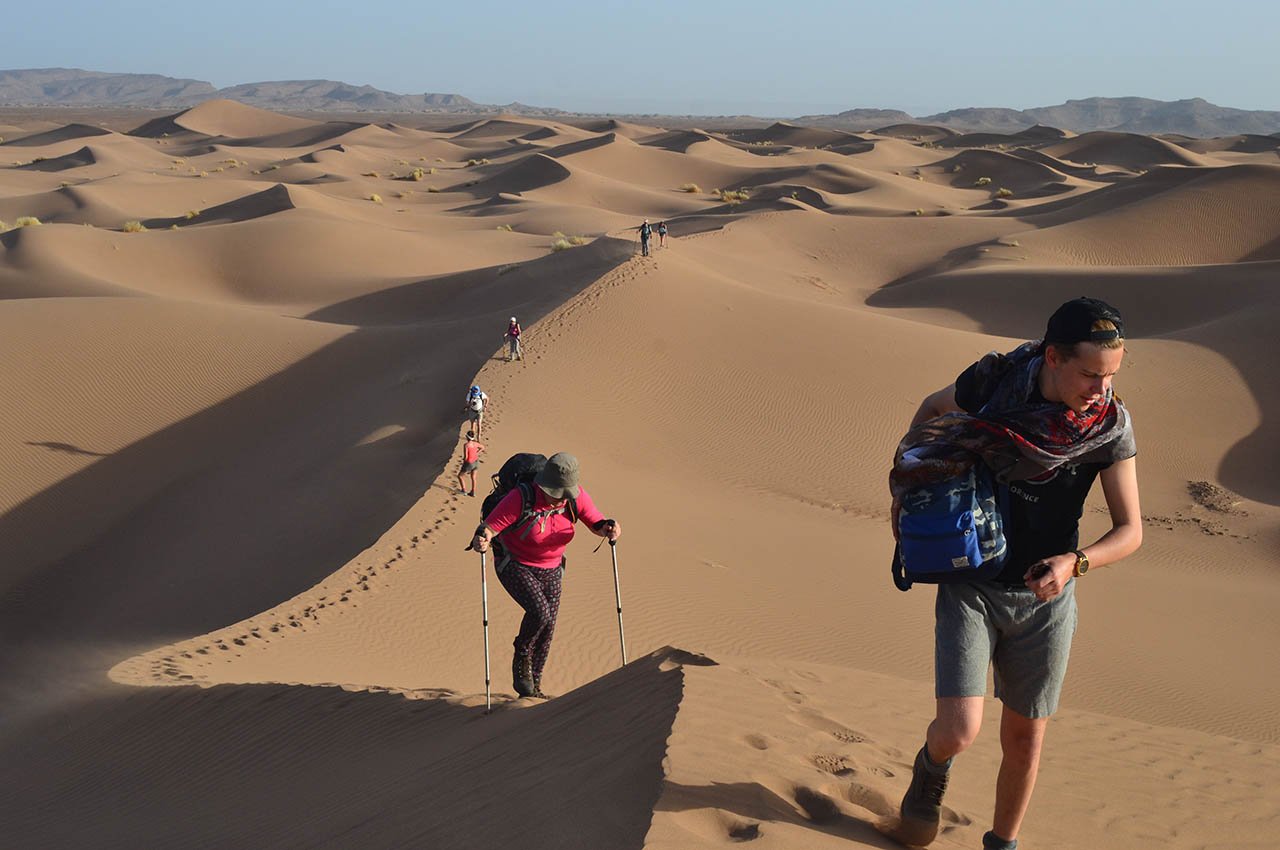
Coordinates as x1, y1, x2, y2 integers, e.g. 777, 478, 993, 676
928, 695, 985, 762
991, 699, 1048, 842
897, 697, 984, 845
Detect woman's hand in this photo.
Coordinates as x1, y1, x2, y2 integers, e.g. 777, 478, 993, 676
471, 529, 492, 553
595, 519, 621, 542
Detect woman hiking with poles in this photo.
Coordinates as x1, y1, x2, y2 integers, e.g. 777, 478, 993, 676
469, 453, 622, 699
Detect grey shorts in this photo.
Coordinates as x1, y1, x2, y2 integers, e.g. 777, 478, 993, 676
467, 408, 482, 422
935, 579, 1078, 719
460, 460, 478, 473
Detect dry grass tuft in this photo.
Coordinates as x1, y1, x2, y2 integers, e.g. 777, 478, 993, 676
185, 210, 200, 219
496, 224, 514, 232
465, 158, 490, 167
679, 183, 702, 193
551, 238, 574, 252
974, 176, 992, 187
995, 187, 1013, 198
122, 220, 146, 233
15, 216, 42, 227
369, 193, 383, 204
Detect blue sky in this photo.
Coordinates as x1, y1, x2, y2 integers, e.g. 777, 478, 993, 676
8, 0, 1278, 116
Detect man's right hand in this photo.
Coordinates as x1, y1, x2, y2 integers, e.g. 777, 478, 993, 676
471, 534, 490, 553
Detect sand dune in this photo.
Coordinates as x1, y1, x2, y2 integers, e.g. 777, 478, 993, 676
1041, 130, 1208, 169
871, 123, 960, 141
130, 98, 317, 139
1, 122, 114, 147
2, 102, 1278, 850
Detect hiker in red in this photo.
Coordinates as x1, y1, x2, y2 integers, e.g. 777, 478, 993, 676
456, 431, 485, 496
470, 453, 621, 698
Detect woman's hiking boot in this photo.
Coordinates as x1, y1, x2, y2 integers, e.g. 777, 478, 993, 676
512, 653, 535, 698
896, 744, 952, 846
529, 676, 548, 699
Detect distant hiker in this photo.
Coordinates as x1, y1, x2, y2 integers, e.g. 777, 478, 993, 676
889, 297, 1142, 850
470, 452, 621, 699
457, 431, 485, 496
464, 384, 488, 439
657, 220, 668, 248
637, 219, 652, 256
504, 316, 523, 362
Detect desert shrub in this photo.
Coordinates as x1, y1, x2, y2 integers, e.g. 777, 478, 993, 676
496, 224, 514, 232
913, 209, 924, 216
0, 220, 7, 231
568, 235, 588, 245
551, 230, 566, 238
718, 188, 750, 204
679, 183, 701, 193
551, 238, 574, 252
170, 224, 179, 230
995, 187, 1013, 198
974, 177, 992, 187
465, 158, 490, 167
122, 220, 146, 232
15, 216, 41, 227
411, 167, 427, 181
185, 210, 200, 219
369, 194, 383, 204
198, 171, 209, 178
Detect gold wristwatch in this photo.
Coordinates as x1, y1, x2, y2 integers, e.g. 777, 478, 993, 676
1072, 549, 1090, 577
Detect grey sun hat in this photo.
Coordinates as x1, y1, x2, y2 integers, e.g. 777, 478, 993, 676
535, 452, 581, 500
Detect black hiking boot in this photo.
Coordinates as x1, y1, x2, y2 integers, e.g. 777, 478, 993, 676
512, 653, 535, 698
528, 676, 548, 699
897, 744, 952, 846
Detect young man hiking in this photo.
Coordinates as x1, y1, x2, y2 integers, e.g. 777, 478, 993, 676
504, 316, 523, 362
457, 431, 485, 496
889, 297, 1143, 850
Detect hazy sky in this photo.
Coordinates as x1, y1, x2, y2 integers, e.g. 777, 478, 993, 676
9, 0, 1278, 116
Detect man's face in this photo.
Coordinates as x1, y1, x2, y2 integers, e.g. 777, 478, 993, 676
1046, 343, 1125, 413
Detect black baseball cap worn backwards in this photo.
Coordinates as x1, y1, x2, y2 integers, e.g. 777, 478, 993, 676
1044, 297, 1124, 345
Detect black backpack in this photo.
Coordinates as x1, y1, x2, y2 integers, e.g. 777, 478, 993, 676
481, 453, 579, 569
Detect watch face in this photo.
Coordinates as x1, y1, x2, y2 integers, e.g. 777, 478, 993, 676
1075, 552, 1089, 575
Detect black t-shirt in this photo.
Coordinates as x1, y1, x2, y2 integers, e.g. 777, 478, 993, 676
954, 362, 1121, 585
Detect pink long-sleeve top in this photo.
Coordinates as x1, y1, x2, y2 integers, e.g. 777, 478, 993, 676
483, 485, 606, 569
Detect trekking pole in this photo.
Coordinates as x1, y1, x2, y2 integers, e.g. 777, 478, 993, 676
480, 550, 492, 713
609, 540, 628, 666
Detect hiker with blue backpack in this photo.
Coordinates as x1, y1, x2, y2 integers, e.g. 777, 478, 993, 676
469, 452, 621, 699
888, 297, 1143, 850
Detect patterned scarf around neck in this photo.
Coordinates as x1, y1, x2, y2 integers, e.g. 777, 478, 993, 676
890, 341, 1134, 500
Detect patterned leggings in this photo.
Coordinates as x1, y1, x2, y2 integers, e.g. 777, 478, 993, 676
497, 560, 563, 680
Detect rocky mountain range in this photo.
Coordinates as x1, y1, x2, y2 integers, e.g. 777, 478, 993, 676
3, 69, 1278, 137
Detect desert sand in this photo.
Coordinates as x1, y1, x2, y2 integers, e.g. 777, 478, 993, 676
1, 100, 1277, 849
